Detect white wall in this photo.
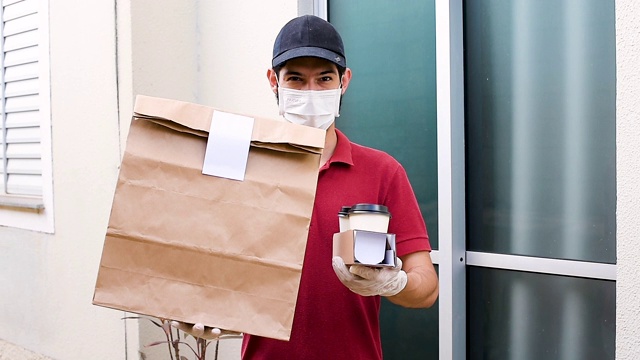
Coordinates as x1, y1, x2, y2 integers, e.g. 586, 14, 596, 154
45, 0, 123, 357
0, 0, 125, 359
197, 0, 297, 118
616, 0, 640, 359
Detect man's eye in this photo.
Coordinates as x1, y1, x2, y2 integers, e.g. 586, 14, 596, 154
287, 76, 302, 82
321, 76, 333, 82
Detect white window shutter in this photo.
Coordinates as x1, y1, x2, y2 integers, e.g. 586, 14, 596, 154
1, 0, 41, 197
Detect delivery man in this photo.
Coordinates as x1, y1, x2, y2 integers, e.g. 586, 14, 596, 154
174, 15, 439, 359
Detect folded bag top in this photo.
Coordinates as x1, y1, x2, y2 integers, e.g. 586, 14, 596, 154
133, 95, 325, 154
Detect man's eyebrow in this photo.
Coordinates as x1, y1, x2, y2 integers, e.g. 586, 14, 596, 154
282, 69, 338, 76
319, 69, 338, 75
282, 70, 304, 76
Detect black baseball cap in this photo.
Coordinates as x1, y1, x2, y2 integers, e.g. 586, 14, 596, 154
272, 15, 346, 69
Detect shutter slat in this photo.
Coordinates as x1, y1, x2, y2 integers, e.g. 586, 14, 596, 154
6, 174, 42, 196
3, 144, 40, 159
4, 94, 39, 112
3, 11, 37, 36
7, 157, 40, 173
6, 127, 41, 144
4, 61, 38, 81
3, 0, 37, 22
4, 77, 38, 97
3, 0, 23, 8
7, 158, 41, 174
5, 110, 39, 128
3, 29, 38, 52
4, 45, 38, 67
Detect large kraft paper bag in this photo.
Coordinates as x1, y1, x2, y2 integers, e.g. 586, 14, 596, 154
93, 95, 324, 341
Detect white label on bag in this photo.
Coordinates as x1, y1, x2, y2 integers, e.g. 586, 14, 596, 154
202, 111, 254, 181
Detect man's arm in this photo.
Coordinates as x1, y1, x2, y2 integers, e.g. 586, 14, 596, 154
387, 251, 439, 308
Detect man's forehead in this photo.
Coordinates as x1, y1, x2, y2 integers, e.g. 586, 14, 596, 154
280, 57, 339, 73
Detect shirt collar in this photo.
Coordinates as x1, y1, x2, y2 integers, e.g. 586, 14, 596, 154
326, 128, 354, 167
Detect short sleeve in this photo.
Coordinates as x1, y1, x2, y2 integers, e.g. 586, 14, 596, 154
384, 164, 432, 257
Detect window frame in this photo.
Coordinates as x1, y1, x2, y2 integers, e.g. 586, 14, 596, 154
0, 0, 53, 233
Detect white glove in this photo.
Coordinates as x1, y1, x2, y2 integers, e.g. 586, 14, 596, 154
332, 256, 408, 297
170, 321, 241, 340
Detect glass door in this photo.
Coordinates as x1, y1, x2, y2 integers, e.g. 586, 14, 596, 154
463, 1, 616, 359
322, 0, 617, 358
328, 1, 439, 359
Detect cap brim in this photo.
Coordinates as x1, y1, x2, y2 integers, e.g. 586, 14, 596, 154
272, 46, 346, 68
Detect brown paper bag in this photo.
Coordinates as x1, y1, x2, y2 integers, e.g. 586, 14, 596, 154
93, 95, 324, 341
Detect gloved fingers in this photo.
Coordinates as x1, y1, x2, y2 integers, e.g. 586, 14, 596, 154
348, 264, 379, 280
209, 328, 242, 339
171, 321, 204, 338
380, 270, 408, 297
333, 256, 407, 297
332, 256, 356, 283
393, 256, 403, 271
347, 262, 408, 297
171, 321, 208, 338
170, 321, 239, 340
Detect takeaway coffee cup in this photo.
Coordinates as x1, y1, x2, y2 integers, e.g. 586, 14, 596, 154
347, 203, 391, 233
338, 206, 351, 232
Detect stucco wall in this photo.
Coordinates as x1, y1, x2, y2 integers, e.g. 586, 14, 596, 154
197, 0, 298, 118
0, 0, 125, 359
615, 0, 640, 359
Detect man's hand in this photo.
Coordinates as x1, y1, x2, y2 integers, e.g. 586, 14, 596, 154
170, 321, 241, 340
332, 256, 408, 297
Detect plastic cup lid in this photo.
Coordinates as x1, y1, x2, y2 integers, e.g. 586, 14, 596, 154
348, 203, 391, 217
338, 206, 351, 216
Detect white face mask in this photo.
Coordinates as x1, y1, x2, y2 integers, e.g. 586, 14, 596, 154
278, 87, 341, 130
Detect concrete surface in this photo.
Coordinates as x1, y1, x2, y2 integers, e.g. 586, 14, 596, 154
0, 340, 53, 360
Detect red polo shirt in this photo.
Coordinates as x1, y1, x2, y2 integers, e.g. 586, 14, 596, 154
242, 129, 431, 359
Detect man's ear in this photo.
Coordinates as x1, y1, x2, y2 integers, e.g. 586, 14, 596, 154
340, 68, 353, 95
267, 68, 279, 94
